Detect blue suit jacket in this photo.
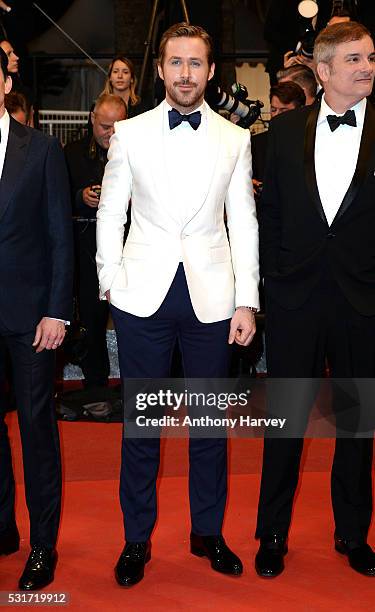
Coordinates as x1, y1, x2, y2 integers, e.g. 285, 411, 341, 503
0, 117, 73, 332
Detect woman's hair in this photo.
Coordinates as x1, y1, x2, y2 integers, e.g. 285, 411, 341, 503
0, 47, 8, 78
102, 56, 140, 106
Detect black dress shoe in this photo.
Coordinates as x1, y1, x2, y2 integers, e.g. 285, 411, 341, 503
115, 541, 151, 587
335, 536, 375, 577
190, 533, 243, 575
18, 546, 57, 591
255, 534, 288, 578
0, 524, 20, 555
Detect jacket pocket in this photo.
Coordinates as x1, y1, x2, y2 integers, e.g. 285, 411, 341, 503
123, 242, 150, 260
210, 245, 231, 264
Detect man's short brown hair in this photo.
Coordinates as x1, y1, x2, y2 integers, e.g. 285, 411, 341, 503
158, 22, 214, 67
314, 21, 372, 65
270, 82, 306, 108
5, 91, 27, 116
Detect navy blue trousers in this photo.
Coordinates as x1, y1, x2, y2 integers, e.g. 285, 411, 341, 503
111, 264, 232, 541
0, 331, 61, 548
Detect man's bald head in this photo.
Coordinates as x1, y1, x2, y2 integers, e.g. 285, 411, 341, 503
91, 94, 127, 149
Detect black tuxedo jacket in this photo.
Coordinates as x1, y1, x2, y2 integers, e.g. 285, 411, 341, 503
259, 100, 375, 316
251, 130, 268, 183
0, 118, 73, 333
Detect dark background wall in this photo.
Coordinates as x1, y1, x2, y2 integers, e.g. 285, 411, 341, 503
1, 0, 375, 109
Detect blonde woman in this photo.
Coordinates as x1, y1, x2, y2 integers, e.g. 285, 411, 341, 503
101, 56, 142, 118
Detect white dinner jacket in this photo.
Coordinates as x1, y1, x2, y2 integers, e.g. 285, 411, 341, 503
96, 100, 259, 323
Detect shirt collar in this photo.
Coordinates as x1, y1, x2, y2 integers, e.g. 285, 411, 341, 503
318, 95, 367, 128
0, 109, 10, 133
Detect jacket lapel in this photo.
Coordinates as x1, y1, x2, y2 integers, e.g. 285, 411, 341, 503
182, 103, 220, 227
332, 100, 375, 224
0, 118, 31, 223
148, 102, 170, 212
303, 101, 328, 225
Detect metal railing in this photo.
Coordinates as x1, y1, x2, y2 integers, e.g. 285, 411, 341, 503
38, 108, 270, 146
38, 110, 90, 145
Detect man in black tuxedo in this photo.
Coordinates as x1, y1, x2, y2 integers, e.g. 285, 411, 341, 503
0, 49, 73, 589
256, 22, 375, 578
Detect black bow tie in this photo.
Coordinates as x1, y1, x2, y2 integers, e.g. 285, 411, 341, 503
168, 108, 201, 130
327, 109, 357, 132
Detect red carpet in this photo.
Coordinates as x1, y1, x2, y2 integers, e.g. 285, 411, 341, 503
1, 413, 373, 611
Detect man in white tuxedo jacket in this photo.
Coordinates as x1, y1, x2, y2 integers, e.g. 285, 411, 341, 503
96, 23, 259, 587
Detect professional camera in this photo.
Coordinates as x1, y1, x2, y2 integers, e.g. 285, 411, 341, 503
294, 0, 319, 60
206, 81, 264, 129
293, 0, 358, 60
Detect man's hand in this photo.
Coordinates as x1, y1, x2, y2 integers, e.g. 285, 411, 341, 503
284, 50, 299, 68
228, 307, 256, 346
283, 50, 314, 69
230, 113, 241, 125
32, 318, 66, 353
82, 185, 101, 208
252, 178, 263, 198
0, 2, 11, 12
105, 290, 110, 302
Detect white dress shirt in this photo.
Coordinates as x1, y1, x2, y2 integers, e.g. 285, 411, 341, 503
0, 110, 10, 178
164, 101, 207, 239
315, 95, 366, 226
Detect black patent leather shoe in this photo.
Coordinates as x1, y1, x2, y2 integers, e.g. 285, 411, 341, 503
335, 536, 375, 577
0, 523, 20, 555
115, 541, 151, 587
18, 546, 57, 591
255, 534, 288, 578
190, 533, 243, 575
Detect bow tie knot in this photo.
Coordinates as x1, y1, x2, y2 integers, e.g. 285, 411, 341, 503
327, 109, 357, 132
168, 108, 201, 130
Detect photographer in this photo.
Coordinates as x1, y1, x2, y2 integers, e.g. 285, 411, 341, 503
64, 94, 127, 392
283, 14, 351, 69
265, 1, 361, 82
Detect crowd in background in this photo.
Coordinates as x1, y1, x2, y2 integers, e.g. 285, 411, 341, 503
1, 6, 372, 397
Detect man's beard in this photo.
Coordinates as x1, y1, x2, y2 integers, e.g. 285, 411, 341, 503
166, 79, 205, 109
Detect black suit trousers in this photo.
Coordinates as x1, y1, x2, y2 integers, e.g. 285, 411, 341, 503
256, 269, 374, 541
0, 330, 61, 548
74, 222, 109, 387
